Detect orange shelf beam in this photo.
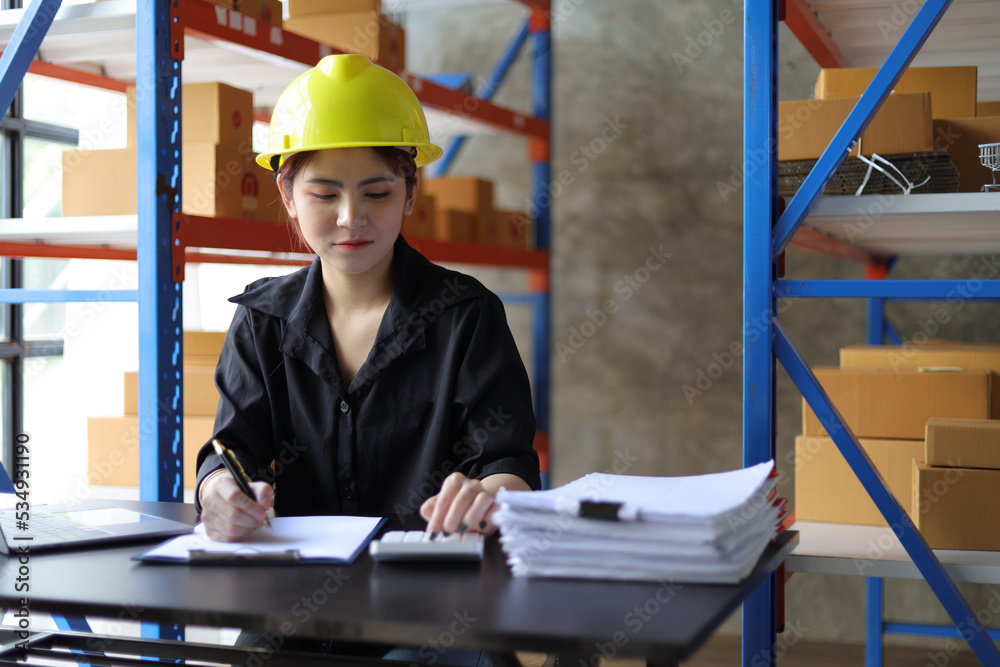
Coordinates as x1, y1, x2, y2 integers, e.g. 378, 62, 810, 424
513, 0, 551, 12
789, 226, 880, 265
0, 242, 135, 262
180, 0, 548, 140
783, 0, 850, 68
404, 236, 548, 271
1, 57, 132, 93
0, 241, 312, 267
3, 219, 547, 272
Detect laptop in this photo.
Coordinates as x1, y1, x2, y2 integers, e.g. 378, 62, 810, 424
0, 498, 193, 553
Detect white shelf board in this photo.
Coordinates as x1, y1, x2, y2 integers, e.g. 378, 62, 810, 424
806, 0, 1000, 101
0, 1, 502, 139
0, 215, 137, 246
787, 521, 1000, 584
801, 192, 1000, 255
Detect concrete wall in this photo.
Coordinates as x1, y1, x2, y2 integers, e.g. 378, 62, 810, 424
408, 0, 1000, 646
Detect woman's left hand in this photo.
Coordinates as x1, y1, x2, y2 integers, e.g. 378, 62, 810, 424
420, 472, 498, 537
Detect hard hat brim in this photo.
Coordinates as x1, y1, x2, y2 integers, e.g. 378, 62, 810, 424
257, 142, 443, 172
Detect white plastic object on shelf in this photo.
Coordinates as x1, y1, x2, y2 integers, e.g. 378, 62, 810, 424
980, 142, 1000, 192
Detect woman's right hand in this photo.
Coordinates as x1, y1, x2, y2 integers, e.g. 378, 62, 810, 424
199, 471, 274, 542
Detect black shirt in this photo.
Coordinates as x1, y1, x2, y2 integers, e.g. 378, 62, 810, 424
195, 235, 540, 528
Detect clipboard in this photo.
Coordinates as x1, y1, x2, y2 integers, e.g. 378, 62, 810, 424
134, 516, 386, 565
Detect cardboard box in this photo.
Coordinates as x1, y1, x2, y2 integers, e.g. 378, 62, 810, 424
182, 142, 260, 219
401, 194, 435, 239
932, 116, 1000, 192
62, 148, 137, 216
815, 66, 978, 120
184, 330, 228, 365
126, 85, 137, 149
124, 366, 219, 417
778, 93, 933, 162
126, 82, 254, 148
87, 415, 212, 489
183, 82, 254, 146
494, 209, 533, 249
434, 210, 477, 243
423, 177, 495, 244
287, 0, 380, 15
841, 344, 1000, 418
795, 435, 924, 526
63, 142, 258, 218
926, 418, 1000, 469
913, 461, 1000, 550
802, 367, 990, 440
235, 0, 283, 25
422, 176, 493, 217
283, 12, 405, 71
256, 181, 288, 223
979, 101, 1000, 117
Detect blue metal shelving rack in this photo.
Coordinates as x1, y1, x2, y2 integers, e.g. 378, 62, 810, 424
2, 0, 550, 513
742, 0, 1000, 664
2, 0, 550, 645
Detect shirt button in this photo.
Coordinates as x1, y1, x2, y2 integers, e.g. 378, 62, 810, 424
340, 400, 350, 414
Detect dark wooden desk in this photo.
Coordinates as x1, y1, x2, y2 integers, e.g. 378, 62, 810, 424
0, 500, 796, 666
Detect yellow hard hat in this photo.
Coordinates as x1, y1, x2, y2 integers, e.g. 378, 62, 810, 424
257, 54, 442, 171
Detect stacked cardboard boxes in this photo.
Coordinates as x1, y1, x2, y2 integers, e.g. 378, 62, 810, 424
401, 192, 436, 239
416, 176, 533, 248
778, 92, 934, 162
808, 65, 1000, 192
494, 209, 534, 249
421, 177, 493, 243
62, 82, 277, 221
87, 331, 227, 491
813, 66, 978, 120
283, 1, 405, 71
796, 344, 1000, 550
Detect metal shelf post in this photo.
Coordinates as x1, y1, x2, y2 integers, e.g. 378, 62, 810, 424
742, 0, 780, 663
529, 6, 550, 475
136, 0, 184, 643
744, 0, 1000, 661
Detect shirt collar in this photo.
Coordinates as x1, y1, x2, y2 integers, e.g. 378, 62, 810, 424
228, 235, 483, 365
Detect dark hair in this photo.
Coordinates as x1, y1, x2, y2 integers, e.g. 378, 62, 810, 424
276, 146, 418, 201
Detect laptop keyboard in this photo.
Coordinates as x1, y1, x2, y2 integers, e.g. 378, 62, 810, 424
0, 509, 114, 546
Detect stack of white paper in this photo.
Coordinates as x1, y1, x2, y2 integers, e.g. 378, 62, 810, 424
494, 461, 785, 583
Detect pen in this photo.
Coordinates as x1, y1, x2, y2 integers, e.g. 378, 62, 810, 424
212, 438, 272, 530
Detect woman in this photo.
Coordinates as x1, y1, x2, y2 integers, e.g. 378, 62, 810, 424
194, 55, 539, 548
